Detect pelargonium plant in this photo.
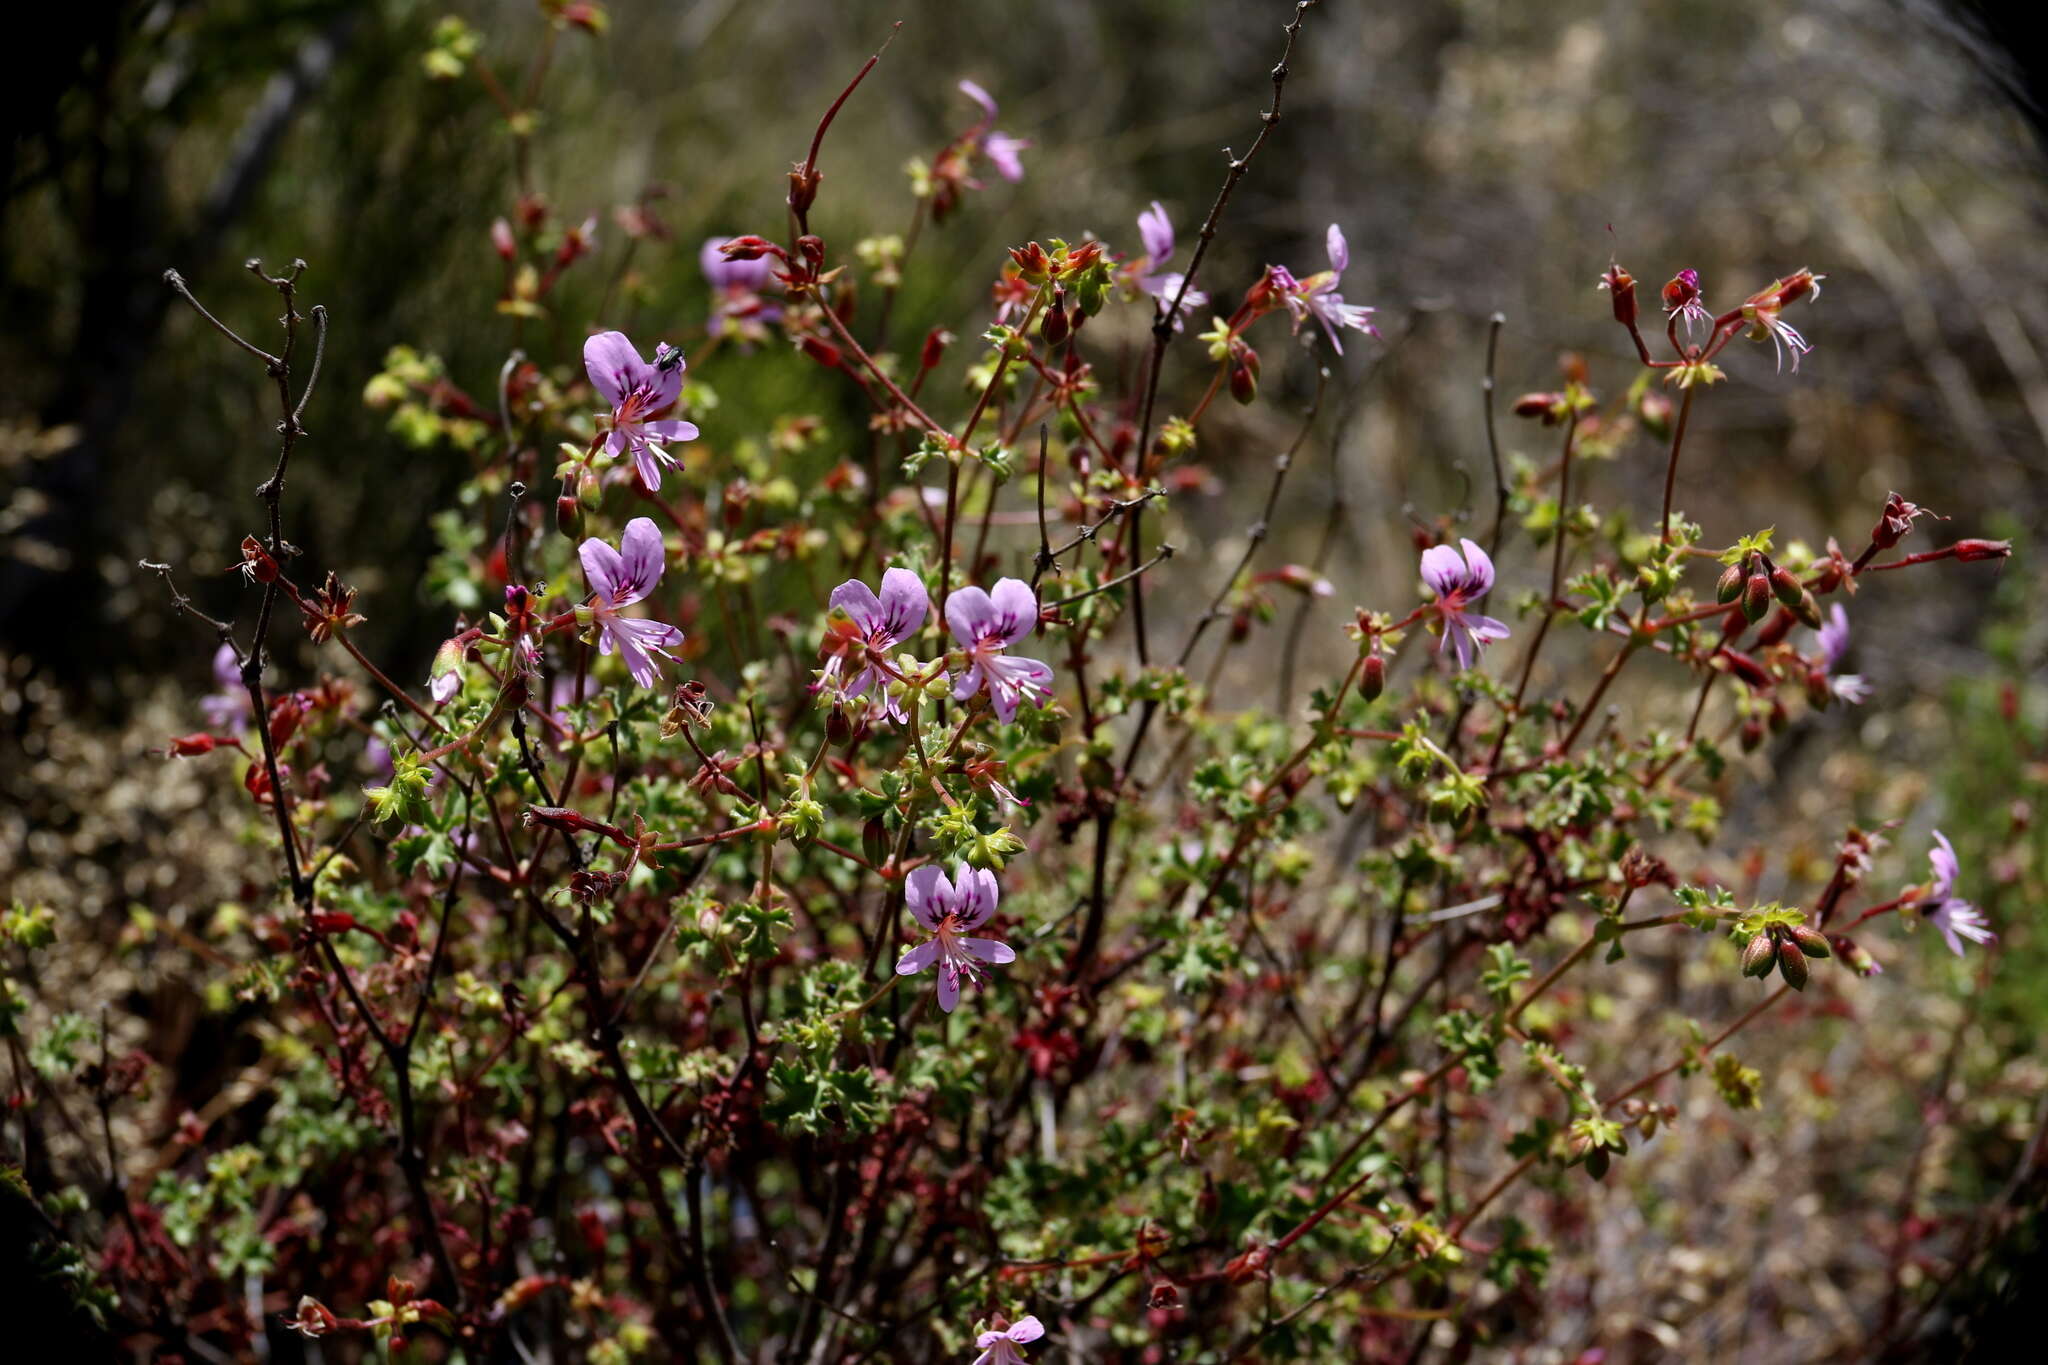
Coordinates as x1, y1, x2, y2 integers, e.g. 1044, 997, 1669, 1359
6, 4, 2018, 1362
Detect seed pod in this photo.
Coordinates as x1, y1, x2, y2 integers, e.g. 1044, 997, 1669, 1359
1742, 572, 1772, 623
1741, 931, 1777, 978
1789, 924, 1831, 959
1777, 938, 1810, 990
1717, 562, 1745, 604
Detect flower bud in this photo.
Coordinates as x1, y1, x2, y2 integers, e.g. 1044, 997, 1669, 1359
1512, 392, 1561, 422
825, 707, 852, 747
1954, 538, 2011, 562
1585, 1146, 1611, 1181
556, 476, 582, 539
1041, 290, 1070, 346
798, 335, 843, 369
1742, 572, 1772, 623
1805, 667, 1831, 711
1740, 714, 1764, 752
1791, 589, 1824, 631
1716, 562, 1745, 604
1361, 653, 1386, 702
1755, 607, 1795, 649
1767, 697, 1789, 734
1147, 1281, 1181, 1310
862, 816, 888, 867
1741, 931, 1777, 978
1600, 263, 1637, 328
1788, 924, 1830, 958
1777, 938, 1810, 990
920, 327, 953, 372
1768, 564, 1803, 608
491, 217, 516, 261
1638, 389, 1674, 440
1230, 358, 1259, 406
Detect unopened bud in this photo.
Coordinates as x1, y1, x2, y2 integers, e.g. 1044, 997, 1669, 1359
1638, 389, 1674, 440
1716, 562, 1745, 604
1954, 538, 2011, 562
1512, 392, 1560, 421
1777, 938, 1810, 990
1147, 1281, 1181, 1310
1740, 715, 1764, 752
1041, 290, 1070, 346
1601, 263, 1637, 328
1361, 653, 1386, 702
1230, 358, 1258, 406
491, 217, 516, 261
1741, 931, 1777, 978
1791, 589, 1823, 631
920, 327, 952, 372
798, 335, 843, 369
1789, 925, 1830, 958
862, 816, 888, 868
825, 707, 851, 747
1768, 697, 1789, 734
1768, 564, 1803, 608
556, 487, 581, 540
1742, 572, 1771, 623
1756, 608, 1795, 649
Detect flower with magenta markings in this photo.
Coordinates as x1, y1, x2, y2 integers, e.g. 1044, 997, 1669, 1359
1270, 224, 1379, 354
946, 578, 1054, 723
584, 330, 700, 491
1924, 830, 1993, 956
896, 863, 1015, 1013
580, 517, 684, 688
1421, 538, 1510, 671
970, 1315, 1046, 1365
958, 80, 1030, 182
1134, 201, 1207, 330
821, 567, 929, 723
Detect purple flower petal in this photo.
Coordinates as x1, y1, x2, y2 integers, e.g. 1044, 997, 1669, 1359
583, 331, 645, 408
1326, 223, 1350, 275
1457, 539, 1495, 597
984, 132, 1029, 183
829, 578, 886, 633
904, 864, 946, 931
1138, 201, 1174, 262
1008, 1317, 1046, 1344
877, 567, 930, 638
579, 535, 624, 603
1929, 831, 1959, 900
988, 577, 1039, 644
957, 864, 999, 927
958, 78, 998, 121
895, 940, 939, 975
644, 419, 699, 444
946, 586, 999, 649
960, 937, 1015, 966
935, 963, 961, 1013
614, 517, 666, 605
1419, 544, 1466, 599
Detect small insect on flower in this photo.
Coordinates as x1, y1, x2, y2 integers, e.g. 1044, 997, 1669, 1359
896, 863, 1016, 1013
584, 330, 700, 492
1420, 538, 1511, 671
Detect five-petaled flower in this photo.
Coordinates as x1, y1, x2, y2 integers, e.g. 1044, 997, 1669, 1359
1814, 604, 1870, 705
1740, 268, 1824, 372
1134, 201, 1207, 330
584, 330, 700, 491
958, 80, 1030, 183
1924, 831, 1993, 956
1420, 539, 1510, 671
1269, 225, 1379, 354
821, 567, 929, 723
580, 517, 684, 688
896, 863, 1015, 1013
946, 578, 1055, 723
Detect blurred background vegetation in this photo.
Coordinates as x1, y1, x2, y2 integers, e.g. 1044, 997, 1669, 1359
4, 0, 2047, 1357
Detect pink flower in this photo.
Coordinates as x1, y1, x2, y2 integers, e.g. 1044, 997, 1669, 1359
821, 568, 929, 723
200, 642, 249, 729
1925, 831, 1993, 956
700, 236, 783, 345
1740, 269, 1824, 373
1271, 224, 1378, 354
896, 864, 1015, 1013
584, 331, 700, 492
1420, 538, 1510, 671
1661, 267, 1713, 343
971, 1316, 1046, 1365
1134, 201, 1207, 330
946, 578, 1054, 723
579, 517, 684, 688
958, 80, 1030, 183
1814, 604, 1869, 705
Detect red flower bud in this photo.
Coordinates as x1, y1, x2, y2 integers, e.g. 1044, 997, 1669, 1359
1361, 653, 1386, 702
1954, 538, 2011, 562
920, 327, 953, 372
798, 335, 843, 369
1600, 263, 1638, 327
1742, 572, 1772, 623
491, 217, 516, 261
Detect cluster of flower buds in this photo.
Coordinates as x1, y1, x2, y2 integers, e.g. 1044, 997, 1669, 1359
1741, 921, 1831, 990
